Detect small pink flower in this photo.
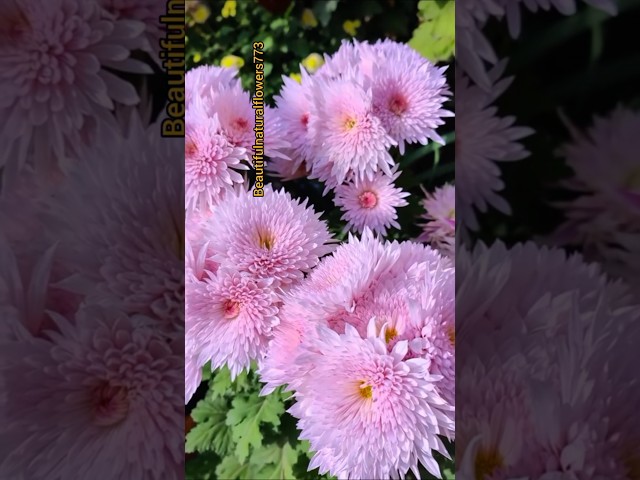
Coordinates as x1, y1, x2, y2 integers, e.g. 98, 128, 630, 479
418, 183, 456, 257
333, 169, 409, 236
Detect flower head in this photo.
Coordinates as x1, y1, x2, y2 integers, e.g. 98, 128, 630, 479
205, 185, 334, 287
186, 269, 279, 379
289, 322, 453, 480
333, 169, 409, 236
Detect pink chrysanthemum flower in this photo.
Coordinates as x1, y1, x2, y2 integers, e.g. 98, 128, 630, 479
418, 183, 456, 257
353, 40, 453, 153
456, 62, 534, 231
289, 321, 453, 480
185, 97, 247, 212
308, 73, 396, 189
204, 185, 334, 287
550, 107, 640, 282
0, 0, 147, 174
333, 168, 409, 236
0, 307, 184, 479
186, 268, 279, 379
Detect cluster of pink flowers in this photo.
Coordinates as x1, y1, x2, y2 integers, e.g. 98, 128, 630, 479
270, 39, 453, 237
185, 40, 456, 479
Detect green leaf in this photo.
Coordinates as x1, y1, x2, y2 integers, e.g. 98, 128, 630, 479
215, 455, 259, 480
250, 443, 299, 480
186, 397, 233, 455
312, 0, 338, 27
409, 0, 455, 63
225, 392, 285, 462
210, 367, 232, 399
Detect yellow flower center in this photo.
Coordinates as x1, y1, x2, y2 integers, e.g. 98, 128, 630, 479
344, 117, 357, 131
385, 326, 398, 343
474, 447, 503, 480
358, 381, 373, 400
447, 325, 455, 346
258, 230, 275, 250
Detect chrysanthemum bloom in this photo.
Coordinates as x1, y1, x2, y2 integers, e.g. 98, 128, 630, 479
44, 112, 184, 336
289, 321, 453, 480
204, 185, 334, 287
550, 107, 640, 282
455, 63, 534, 231
186, 268, 279, 379
333, 169, 409, 236
346, 39, 453, 153
308, 73, 396, 189
185, 64, 239, 108
185, 97, 247, 212
0, 307, 184, 479
418, 183, 455, 257
0, 0, 148, 175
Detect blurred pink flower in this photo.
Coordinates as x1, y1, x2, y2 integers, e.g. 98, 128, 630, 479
0, 307, 183, 479
0, 0, 148, 176
333, 168, 409, 236
455, 62, 534, 231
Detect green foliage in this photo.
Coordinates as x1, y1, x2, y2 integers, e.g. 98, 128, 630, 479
409, 0, 455, 63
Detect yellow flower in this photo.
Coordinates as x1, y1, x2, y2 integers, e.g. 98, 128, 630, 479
221, 0, 237, 18
301, 53, 324, 74
193, 52, 202, 64
220, 55, 244, 69
301, 8, 318, 28
289, 72, 302, 83
192, 4, 210, 24
342, 19, 361, 37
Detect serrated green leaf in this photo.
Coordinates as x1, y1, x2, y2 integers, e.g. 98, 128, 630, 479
215, 455, 258, 480
225, 392, 285, 462
210, 367, 232, 399
250, 443, 299, 480
186, 397, 233, 455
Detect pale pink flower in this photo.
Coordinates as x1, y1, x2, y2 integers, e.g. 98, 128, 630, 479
0, 307, 184, 479
455, 62, 534, 231
418, 183, 456, 257
289, 321, 453, 480
308, 73, 396, 189
0, 0, 148, 175
185, 96, 247, 212
186, 268, 279, 379
185, 353, 203, 405
204, 185, 334, 287
185, 64, 239, 108
333, 169, 409, 236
